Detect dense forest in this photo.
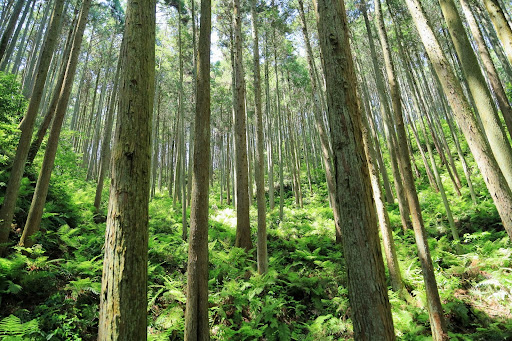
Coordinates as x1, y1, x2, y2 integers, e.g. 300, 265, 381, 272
0, 0, 511, 339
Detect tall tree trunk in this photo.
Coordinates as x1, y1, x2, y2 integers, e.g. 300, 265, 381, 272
483, 0, 512, 67
461, 0, 512, 137
0, 0, 64, 255
0, 0, 33, 71
404, 0, 512, 240
314, 0, 395, 338
440, 0, 512, 191
360, 8, 412, 232
250, 0, 267, 274
0, 0, 24, 64
374, 0, 448, 337
98, 0, 155, 339
233, 0, 252, 251
94, 53, 122, 213
18, 0, 92, 248
184, 0, 210, 337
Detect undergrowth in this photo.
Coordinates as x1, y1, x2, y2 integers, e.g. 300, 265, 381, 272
0, 126, 511, 339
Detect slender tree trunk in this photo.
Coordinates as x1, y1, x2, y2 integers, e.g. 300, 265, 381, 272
360, 9, 412, 232
374, 0, 448, 337
314, 0, 395, 338
98, 0, 155, 339
184, 0, 210, 337
404, 0, 512, 240
0, 0, 24, 64
94, 53, 122, 213
250, 0, 267, 274
440, 0, 512, 191
233, 0, 252, 251
18, 0, 92, 248
483, 0, 512, 67
0, 0, 33, 71
0, 0, 64, 255
461, 0, 512, 137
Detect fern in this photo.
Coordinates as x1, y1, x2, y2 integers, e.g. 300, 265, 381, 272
0, 315, 40, 338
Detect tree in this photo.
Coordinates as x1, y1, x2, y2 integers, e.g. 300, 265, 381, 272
374, 0, 448, 337
0, 0, 65, 254
251, 0, 267, 274
97, 0, 156, 338
233, 0, 252, 251
314, 0, 395, 338
184, 0, 211, 337
403, 0, 512, 241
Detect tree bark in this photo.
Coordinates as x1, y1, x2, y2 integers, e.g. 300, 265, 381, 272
184, 0, 211, 337
404, 0, 512, 240
314, 0, 395, 338
233, 0, 252, 251
98, 0, 156, 339
0, 0, 64, 255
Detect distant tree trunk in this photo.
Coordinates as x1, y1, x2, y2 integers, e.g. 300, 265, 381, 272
483, 0, 512, 67
97, 0, 155, 339
0, 0, 24, 64
233, 0, 252, 251
11, 0, 36, 75
184, 0, 210, 338
360, 8, 412, 232
94, 54, 121, 213
460, 0, 512, 137
404, 0, 512, 240
264, 43, 274, 211
26, 20, 76, 165
361, 97, 406, 295
18, 0, 92, 249
440, 0, 512, 192
0, 0, 64, 255
250, 0, 267, 274
374, 0, 448, 337
0, 0, 33, 71
314, 0, 395, 338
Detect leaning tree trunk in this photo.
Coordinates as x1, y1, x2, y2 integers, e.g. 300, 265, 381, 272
314, 0, 395, 338
18, 0, 91, 249
404, 0, 512, 241
98, 0, 156, 339
483, 0, 512, 67
439, 0, 512, 192
0, 0, 24, 64
374, 0, 448, 338
0, 0, 65, 255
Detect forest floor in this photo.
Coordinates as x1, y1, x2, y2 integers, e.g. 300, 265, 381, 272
1, 142, 512, 340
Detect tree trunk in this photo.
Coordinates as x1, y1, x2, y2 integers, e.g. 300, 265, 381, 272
374, 0, 448, 337
184, 0, 211, 337
98, 0, 155, 339
404, 0, 512, 240
250, 0, 267, 274
233, 0, 252, 251
18, 0, 91, 249
0, 0, 24, 64
483, 0, 512, 67
0, 0, 64, 255
440, 0, 512, 192
314, 0, 395, 338
461, 0, 512, 138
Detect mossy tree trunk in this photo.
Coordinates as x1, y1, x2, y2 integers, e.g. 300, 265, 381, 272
97, 0, 156, 339
314, 0, 395, 338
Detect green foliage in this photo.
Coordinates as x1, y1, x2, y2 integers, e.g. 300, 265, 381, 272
0, 72, 26, 125
0, 315, 41, 340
